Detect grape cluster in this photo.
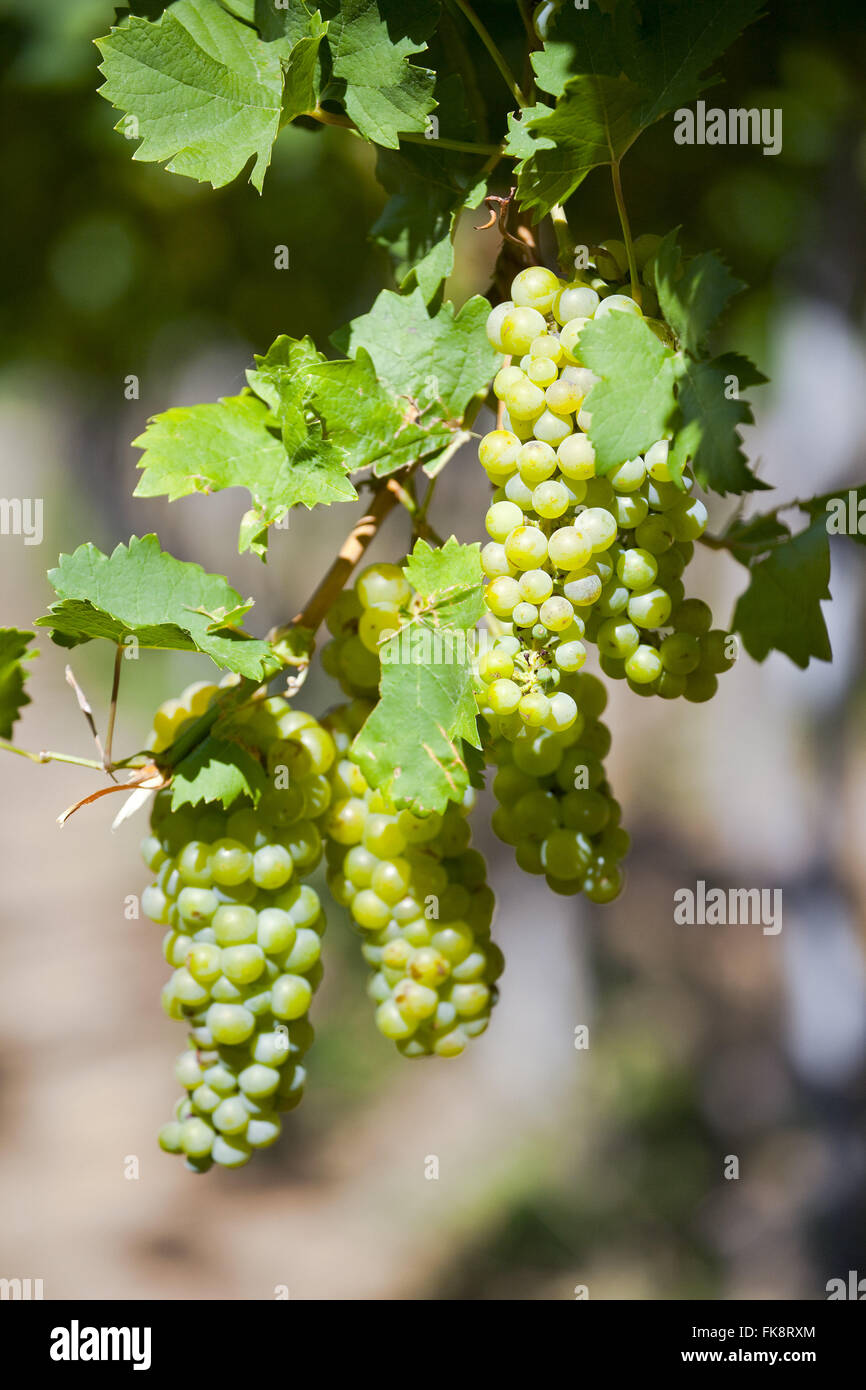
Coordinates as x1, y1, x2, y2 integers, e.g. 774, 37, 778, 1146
322, 702, 502, 1057
141, 682, 335, 1171
479, 247, 734, 711
484, 671, 628, 899
321, 562, 412, 699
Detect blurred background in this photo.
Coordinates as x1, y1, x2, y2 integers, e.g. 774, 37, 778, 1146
0, 0, 864, 1300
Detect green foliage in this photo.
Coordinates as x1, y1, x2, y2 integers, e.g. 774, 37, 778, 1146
170, 735, 268, 809
511, 0, 766, 218
326, 0, 439, 149
37, 536, 278, 678
351, 537, 483, 813
0, 629, 37, 740
96, 0, 289, 190
579, 312, 677, 474
732, 518, 832, 668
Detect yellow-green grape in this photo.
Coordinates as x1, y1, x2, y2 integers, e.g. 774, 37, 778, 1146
627, 586, 672, 629
517, 439, 558, 485
505, 525, 549, 570
485, 576, 521, 618
511, 265, 561, 313
617, 547, 658, 590
593, 240, 629, 280
670, 496, 708, 541
644, 438, 671, 480
548, 526, 593, 571
532, 480, 571, 519
493, 365, 525, 399
500, 306, 547, 355
530, 333, 563, 362
562, 567, 603, 607
545, 375, 585, 415
485, 499, 524, 542
532, 409, 573, 447
479, 429, 521, 484
481, 541, 516, 579
609, 456, 646, 492
574, 507, 618, 553
624, 644, 663, 684
526, 357, 558, 387
518, 569, 554, 604
557, 433, 596, 480
553, 284, 600, 324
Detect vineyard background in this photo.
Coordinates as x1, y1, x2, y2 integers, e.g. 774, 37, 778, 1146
0, 0, 865, 1298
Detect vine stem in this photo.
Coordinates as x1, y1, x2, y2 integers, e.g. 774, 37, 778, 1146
308, 107, 500, 156
0, 741, 120, 771
549, 204, 575, 276
610, 160, 641, 308
448, 0, 527, 107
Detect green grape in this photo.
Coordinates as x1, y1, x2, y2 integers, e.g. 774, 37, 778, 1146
478, 429, 521, 485
670, 598, 713, 634
511, 266, 560, 313
553, 284, 600, 324
660, 632, 701, 675
684, 670, 719, 703
504, 474, 534, 509
574, 507, 618, 553
532, 480, 570, 518
612, 495, 649, 529
485, 576, 521, 618
624, 644, 663, 684
556, 432, 596, 479
598, 617, 641, 660
634, 513, 676, 554
493, 367, 525, 400
517, 439, 558, 485
559, 316, 589, 364
562, 568, 602, 607
505, 526, 549, 569
609, 456, 646, 492
548, 526, 593, 571
617, 548, 658, 590
644, 438, 671, 479
512, 602, 539, 627
700, 630, 737, 672
627, 586, 672, 629
670, 497, 708, 541
486, 300, 514, 351
539, 596, 575, 632
356, 562, 411, 610
481, 542, 516, 579
527, 357, 558, 387
595, 292, 642, 320
532, 409, 573, 447
545, 376, 585, 414
479, 647, 515, 682
529, 333, 563, 362
518, 569, 554, 603
554, 640, 587, 672
485, 500, 524, 543
500, 306, 548, 355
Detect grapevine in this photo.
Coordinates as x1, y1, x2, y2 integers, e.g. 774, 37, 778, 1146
1, 0, 860, 1180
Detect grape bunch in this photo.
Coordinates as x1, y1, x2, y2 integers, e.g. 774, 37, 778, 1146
484, 670, 628, 900
321, 562, 412, 699
322, 702, 502, 1056
479, 246, 735, 711
141, 682, 335, 1171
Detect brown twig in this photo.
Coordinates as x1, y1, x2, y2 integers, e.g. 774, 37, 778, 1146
103, 643, 123, 775
65, 664, 109, 770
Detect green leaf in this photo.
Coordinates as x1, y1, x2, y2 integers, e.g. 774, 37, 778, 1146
618, 0, 768, 128
332, 288, 497, 424
351, 537, 483, 814
654, 230, 745, 356
255, 0, 319, 44
0, 628, 37, 741
514, 75, 646, 216
669, 355, 769, 496
96, 0, 287, 191
531, 5, 617, 98
722, 512, 791, 566
578, 311, 677, 473
133, 387, 356, 553
504, 104, 553, 162
327, 0, 438, 149
246, 333, 326, 413
170, 734, 267, 809
306, 349, 450, 476
37, 535, 277, 678
403, 535, 485, 629
733, 518, 831, 668
280, 11, 329, 124
371, 72, 487, 301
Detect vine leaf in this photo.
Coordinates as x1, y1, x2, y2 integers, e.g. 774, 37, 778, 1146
326, 0, 438, 149
36, 535, 278, 679
512, 0, 767, 219
371, 73, 488, 301
306, 349, 450, 476
96, 0, 289, 191
331, 289, 496, 472
653, 230, 769, 496
351, 537, 483, 814
280, 10, 329, 124
578, 312, 677, 473
732, 517, 832, 668
0, 629, 37, 740
654, 230, 744, 357
513, 76, 646, 216
170, 735, 267, 810
133, 381, 356, 556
